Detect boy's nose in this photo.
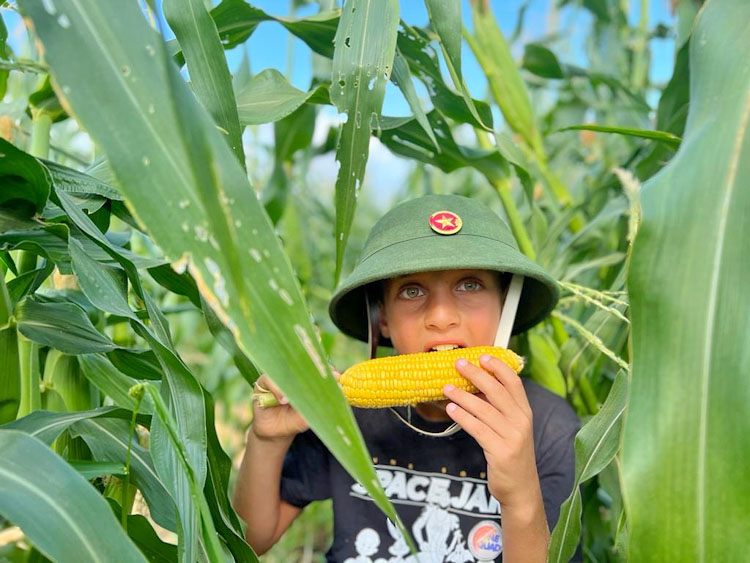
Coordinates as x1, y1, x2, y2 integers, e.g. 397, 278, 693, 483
424, 295, 460, 330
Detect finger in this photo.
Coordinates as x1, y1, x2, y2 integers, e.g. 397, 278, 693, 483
328, 363, 341, 382
443, 384, 509, 437
455, 358, 517, 415
255, 374, 288, 405
479, 354, 532, 416
444, 402, 501, 453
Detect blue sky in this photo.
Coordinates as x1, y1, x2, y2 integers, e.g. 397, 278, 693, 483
2, 1, 677, 116
234, 0, 676, 116
1, 1, 677, 208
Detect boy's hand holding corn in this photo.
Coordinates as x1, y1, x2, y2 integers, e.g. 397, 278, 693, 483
443, 353, 543, 517
250, 367, 342, 442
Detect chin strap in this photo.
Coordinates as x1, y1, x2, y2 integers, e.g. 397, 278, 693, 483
367, 274, 524, 438
495, 274, 524, 348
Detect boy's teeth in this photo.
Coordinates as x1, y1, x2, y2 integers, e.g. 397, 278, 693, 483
430, 344, 460, 352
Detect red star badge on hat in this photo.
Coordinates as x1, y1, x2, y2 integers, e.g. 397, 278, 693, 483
429, 210, 462, 235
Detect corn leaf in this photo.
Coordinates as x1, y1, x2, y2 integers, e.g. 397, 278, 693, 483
560, 124, 681, 150
0, 138, 50, 214
390, 47, 438, 150
330, 0, 399, 283
78, 353, 155, 415
202, 391, 258, 561
108, 348, 164, 381
623, 1, 750, 559
397, 23, 493, 129
57, 186, 209, 552
71, 417, 179, 533
106, 499, 178, 563
210, 0, 339, 56
0, 270, 19, 424
69, 460, 127, 479
235, 68, 328, 125
424, 0, 488, 130
17, 0, 408, 549
467, 2, 543, 156
164, 0, 244, 164
0, 430, 147, 563
42, 159, 122, 200
379, 110, 509, 183
15, 295, 116, 354
548, 370, 628, 562
0, 406, 130, 444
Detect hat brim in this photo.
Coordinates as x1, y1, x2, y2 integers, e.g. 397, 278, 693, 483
329, 233, 559, 346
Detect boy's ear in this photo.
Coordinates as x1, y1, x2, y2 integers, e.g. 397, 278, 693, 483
378, 302, 390, 338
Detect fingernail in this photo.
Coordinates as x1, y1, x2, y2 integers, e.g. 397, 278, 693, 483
456, 358, 468, 368
443, 384, 455, 393
480, 354, 491, 364
446, 403, 457, 414
280, 396, 289, 405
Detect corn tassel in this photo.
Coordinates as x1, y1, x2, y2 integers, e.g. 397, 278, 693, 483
252, 346, 524, 409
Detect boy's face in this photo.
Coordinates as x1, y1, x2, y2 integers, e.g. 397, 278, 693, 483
379, 269, 503, 355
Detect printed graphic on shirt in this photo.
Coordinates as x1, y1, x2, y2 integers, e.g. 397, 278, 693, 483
468, 521, 503, 561
345, 465, 502, 562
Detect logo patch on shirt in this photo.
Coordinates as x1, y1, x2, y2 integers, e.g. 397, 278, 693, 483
468, 520, 503, 561
429, 210, 462, 235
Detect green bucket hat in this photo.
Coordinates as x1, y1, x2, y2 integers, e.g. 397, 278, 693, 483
329, 194, 559, 346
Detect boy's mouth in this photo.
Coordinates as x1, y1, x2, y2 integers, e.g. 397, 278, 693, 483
425, 343, 465, 352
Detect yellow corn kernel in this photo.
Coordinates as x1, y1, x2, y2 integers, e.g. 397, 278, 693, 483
340, 346, 524, 408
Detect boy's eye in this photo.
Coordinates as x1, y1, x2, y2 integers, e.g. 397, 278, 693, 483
458, 279, 482, 292
399, 286, 424, 299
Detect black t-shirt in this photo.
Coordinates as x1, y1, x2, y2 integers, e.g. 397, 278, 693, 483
281, 379, 580, 562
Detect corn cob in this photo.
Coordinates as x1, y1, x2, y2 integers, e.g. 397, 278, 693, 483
250, 346, 524, 409
340, 346, 524, 408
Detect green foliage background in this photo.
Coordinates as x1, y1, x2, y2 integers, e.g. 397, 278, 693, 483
1, 0, 747, 561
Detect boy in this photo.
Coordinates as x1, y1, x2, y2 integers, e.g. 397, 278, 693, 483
233, 194, 579, 562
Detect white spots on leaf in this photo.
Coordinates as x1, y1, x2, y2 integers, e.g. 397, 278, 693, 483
142, 156, 150, 166
178, 199, 190, 209
252, 228, 258, 236
249, 248, 262, 263
337, 425, 352, 447
42, 0, 56, 15
171, 252, 190, 274
148, 104, 156, 115
204, 257, 229, 307
339, 232, 344, 241
263, 249, 270, 258
181, 222, 189, 232
57, 14, 70, 28
194, 225, 209, 242
278, 289, 293, 306
209, 234, 220, 250
268, 278, 279, 291
146, 45, 155, 56
234, 219, 242, 228
121, 65, 132, 78
293, 324, 327, 379
62, 85, 71, 95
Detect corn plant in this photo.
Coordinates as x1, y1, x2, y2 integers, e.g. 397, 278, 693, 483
0, 0, 747, 561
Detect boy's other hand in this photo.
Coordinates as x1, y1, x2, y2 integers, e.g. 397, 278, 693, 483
249, 367, 342, 443
443, 354, 542, 512
249, 374, 309, 442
